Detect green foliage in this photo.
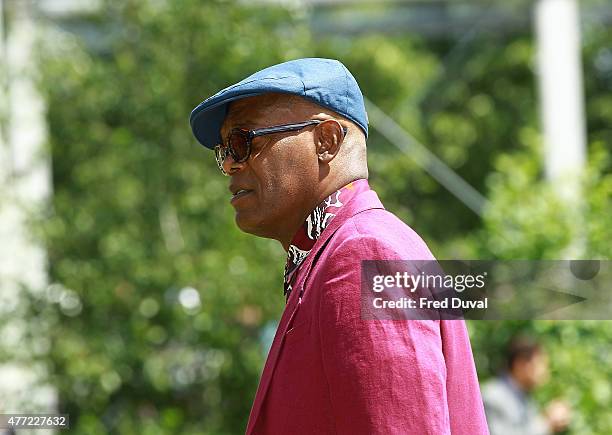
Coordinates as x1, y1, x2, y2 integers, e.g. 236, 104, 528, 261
461, 25, 612, 434
468, 320, 612, 435
465, 106, 612, 434
23, 0, 310, 433
320, 21, 612, 435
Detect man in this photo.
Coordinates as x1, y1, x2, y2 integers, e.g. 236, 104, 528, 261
482, 335, 571, 435
190, 58, 488, 434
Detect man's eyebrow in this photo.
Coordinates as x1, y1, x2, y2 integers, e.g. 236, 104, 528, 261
222, 118, 259, 133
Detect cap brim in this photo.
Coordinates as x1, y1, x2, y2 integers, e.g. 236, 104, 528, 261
190, 92, 266, 150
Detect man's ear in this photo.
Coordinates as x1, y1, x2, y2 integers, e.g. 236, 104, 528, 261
315, 120, 345, 163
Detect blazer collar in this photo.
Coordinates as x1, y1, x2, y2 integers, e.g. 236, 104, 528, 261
284, 179, 372, 301
306, 188, 385, 265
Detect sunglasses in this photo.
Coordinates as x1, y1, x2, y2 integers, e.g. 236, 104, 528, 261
214, 120, 348, 175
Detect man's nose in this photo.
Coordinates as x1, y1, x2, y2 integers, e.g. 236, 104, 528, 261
222, 152, 246, 175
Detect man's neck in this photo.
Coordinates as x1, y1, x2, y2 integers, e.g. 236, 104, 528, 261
279, 177, 368, 252
507, 370, 532, 394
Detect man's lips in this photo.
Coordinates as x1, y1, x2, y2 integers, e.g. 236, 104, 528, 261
230, 189, 254, 203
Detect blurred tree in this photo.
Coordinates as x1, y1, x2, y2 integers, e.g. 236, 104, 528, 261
25, 0, 311, 433
316, 32, 539, 256
458, 24, 612, 435
468, 140, 612, 434
316, 25, 611, 433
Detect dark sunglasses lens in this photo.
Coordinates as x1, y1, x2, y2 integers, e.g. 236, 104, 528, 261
229, 131, 249, 162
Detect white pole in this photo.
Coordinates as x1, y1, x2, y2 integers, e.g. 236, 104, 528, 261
535, 0, 587, 259
0, 0, 56, 415
0, 0, 6, 149
535, 0, 587, 201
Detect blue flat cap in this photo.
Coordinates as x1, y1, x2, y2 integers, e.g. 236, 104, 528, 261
189, 58, 368, 149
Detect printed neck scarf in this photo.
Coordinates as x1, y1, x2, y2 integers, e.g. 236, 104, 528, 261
283, 179, 370, 302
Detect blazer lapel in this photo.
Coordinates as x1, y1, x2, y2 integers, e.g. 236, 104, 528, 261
245, 189, 385, 434
245, 261, 306, 434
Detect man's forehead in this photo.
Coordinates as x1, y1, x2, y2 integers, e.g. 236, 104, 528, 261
221, 94, 309, 133
225, 96, 270, 124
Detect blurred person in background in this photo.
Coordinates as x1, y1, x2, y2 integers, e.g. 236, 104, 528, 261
189, 58, 488, 434
482, 335, 572, 435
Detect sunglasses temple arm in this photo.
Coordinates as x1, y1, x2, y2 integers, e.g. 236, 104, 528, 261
251, 121, 321, 137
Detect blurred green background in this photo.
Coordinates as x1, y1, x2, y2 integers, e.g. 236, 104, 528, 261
1, 0, 611, 433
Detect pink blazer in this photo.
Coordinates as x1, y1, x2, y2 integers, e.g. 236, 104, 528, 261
246, 189, 489, 434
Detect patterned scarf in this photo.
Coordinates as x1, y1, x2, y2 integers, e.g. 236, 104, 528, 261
283, 179, 370, 301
